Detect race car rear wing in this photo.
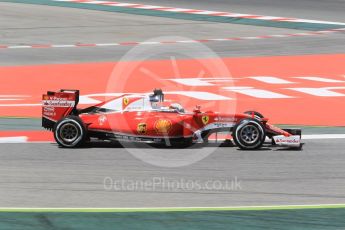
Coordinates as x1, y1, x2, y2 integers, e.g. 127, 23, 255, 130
42, 89, 79, 130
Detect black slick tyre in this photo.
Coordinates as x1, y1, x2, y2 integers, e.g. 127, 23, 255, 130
53, 116, 87, 148
232, 118, 266, 150
244, 111, 264, 120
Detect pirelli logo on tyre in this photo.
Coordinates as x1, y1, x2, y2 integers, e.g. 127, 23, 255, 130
137, 123, 147, 135
154, 119, 172, 134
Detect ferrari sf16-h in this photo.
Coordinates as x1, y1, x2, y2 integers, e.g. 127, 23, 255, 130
42, 89, 302, 149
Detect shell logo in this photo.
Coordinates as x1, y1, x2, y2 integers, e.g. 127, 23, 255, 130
154, 119, 172, 134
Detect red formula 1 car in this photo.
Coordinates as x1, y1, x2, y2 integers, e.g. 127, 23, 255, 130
42, 89, 302, 149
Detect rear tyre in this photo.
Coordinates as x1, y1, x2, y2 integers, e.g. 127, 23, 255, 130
54, 116, 87, 148
232, 118, 266, 150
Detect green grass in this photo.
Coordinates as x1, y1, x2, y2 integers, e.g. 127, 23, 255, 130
1, 205, 345, 229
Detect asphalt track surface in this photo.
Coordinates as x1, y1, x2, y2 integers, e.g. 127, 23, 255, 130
0, 2, 344, 65
0, 140, 345, 208
0, 0, 345, 208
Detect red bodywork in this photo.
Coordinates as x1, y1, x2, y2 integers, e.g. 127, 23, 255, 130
42, 90, 293, 144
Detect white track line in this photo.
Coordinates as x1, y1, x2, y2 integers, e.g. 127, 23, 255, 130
0, 29, 343, 50
1, 204, 345, 211
303, 134, 345, 140
0, 134, 344, 144
0, 136, 28, 143
53, 0, 345, 26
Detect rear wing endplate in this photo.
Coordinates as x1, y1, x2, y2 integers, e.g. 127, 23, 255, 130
42, 89, 79, 130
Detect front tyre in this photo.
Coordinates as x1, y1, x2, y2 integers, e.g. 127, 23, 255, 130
244, 111, 264, 120
54, 116, 87, 148
232, 118, 266, 150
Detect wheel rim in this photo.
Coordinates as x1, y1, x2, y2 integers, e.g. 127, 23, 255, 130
59, 123, 79, 142
240, 124, 260, 144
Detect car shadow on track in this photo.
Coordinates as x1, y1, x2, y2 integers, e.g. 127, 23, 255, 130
54, 140, 238, 149
53, 141, 303, 150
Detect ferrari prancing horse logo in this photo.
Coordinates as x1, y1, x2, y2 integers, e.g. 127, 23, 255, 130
98, 115, 107, 126
202, 115, 209, 125
123, 97, 129, 106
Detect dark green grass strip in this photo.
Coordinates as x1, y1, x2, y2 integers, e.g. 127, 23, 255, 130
1, 207, 345, 230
